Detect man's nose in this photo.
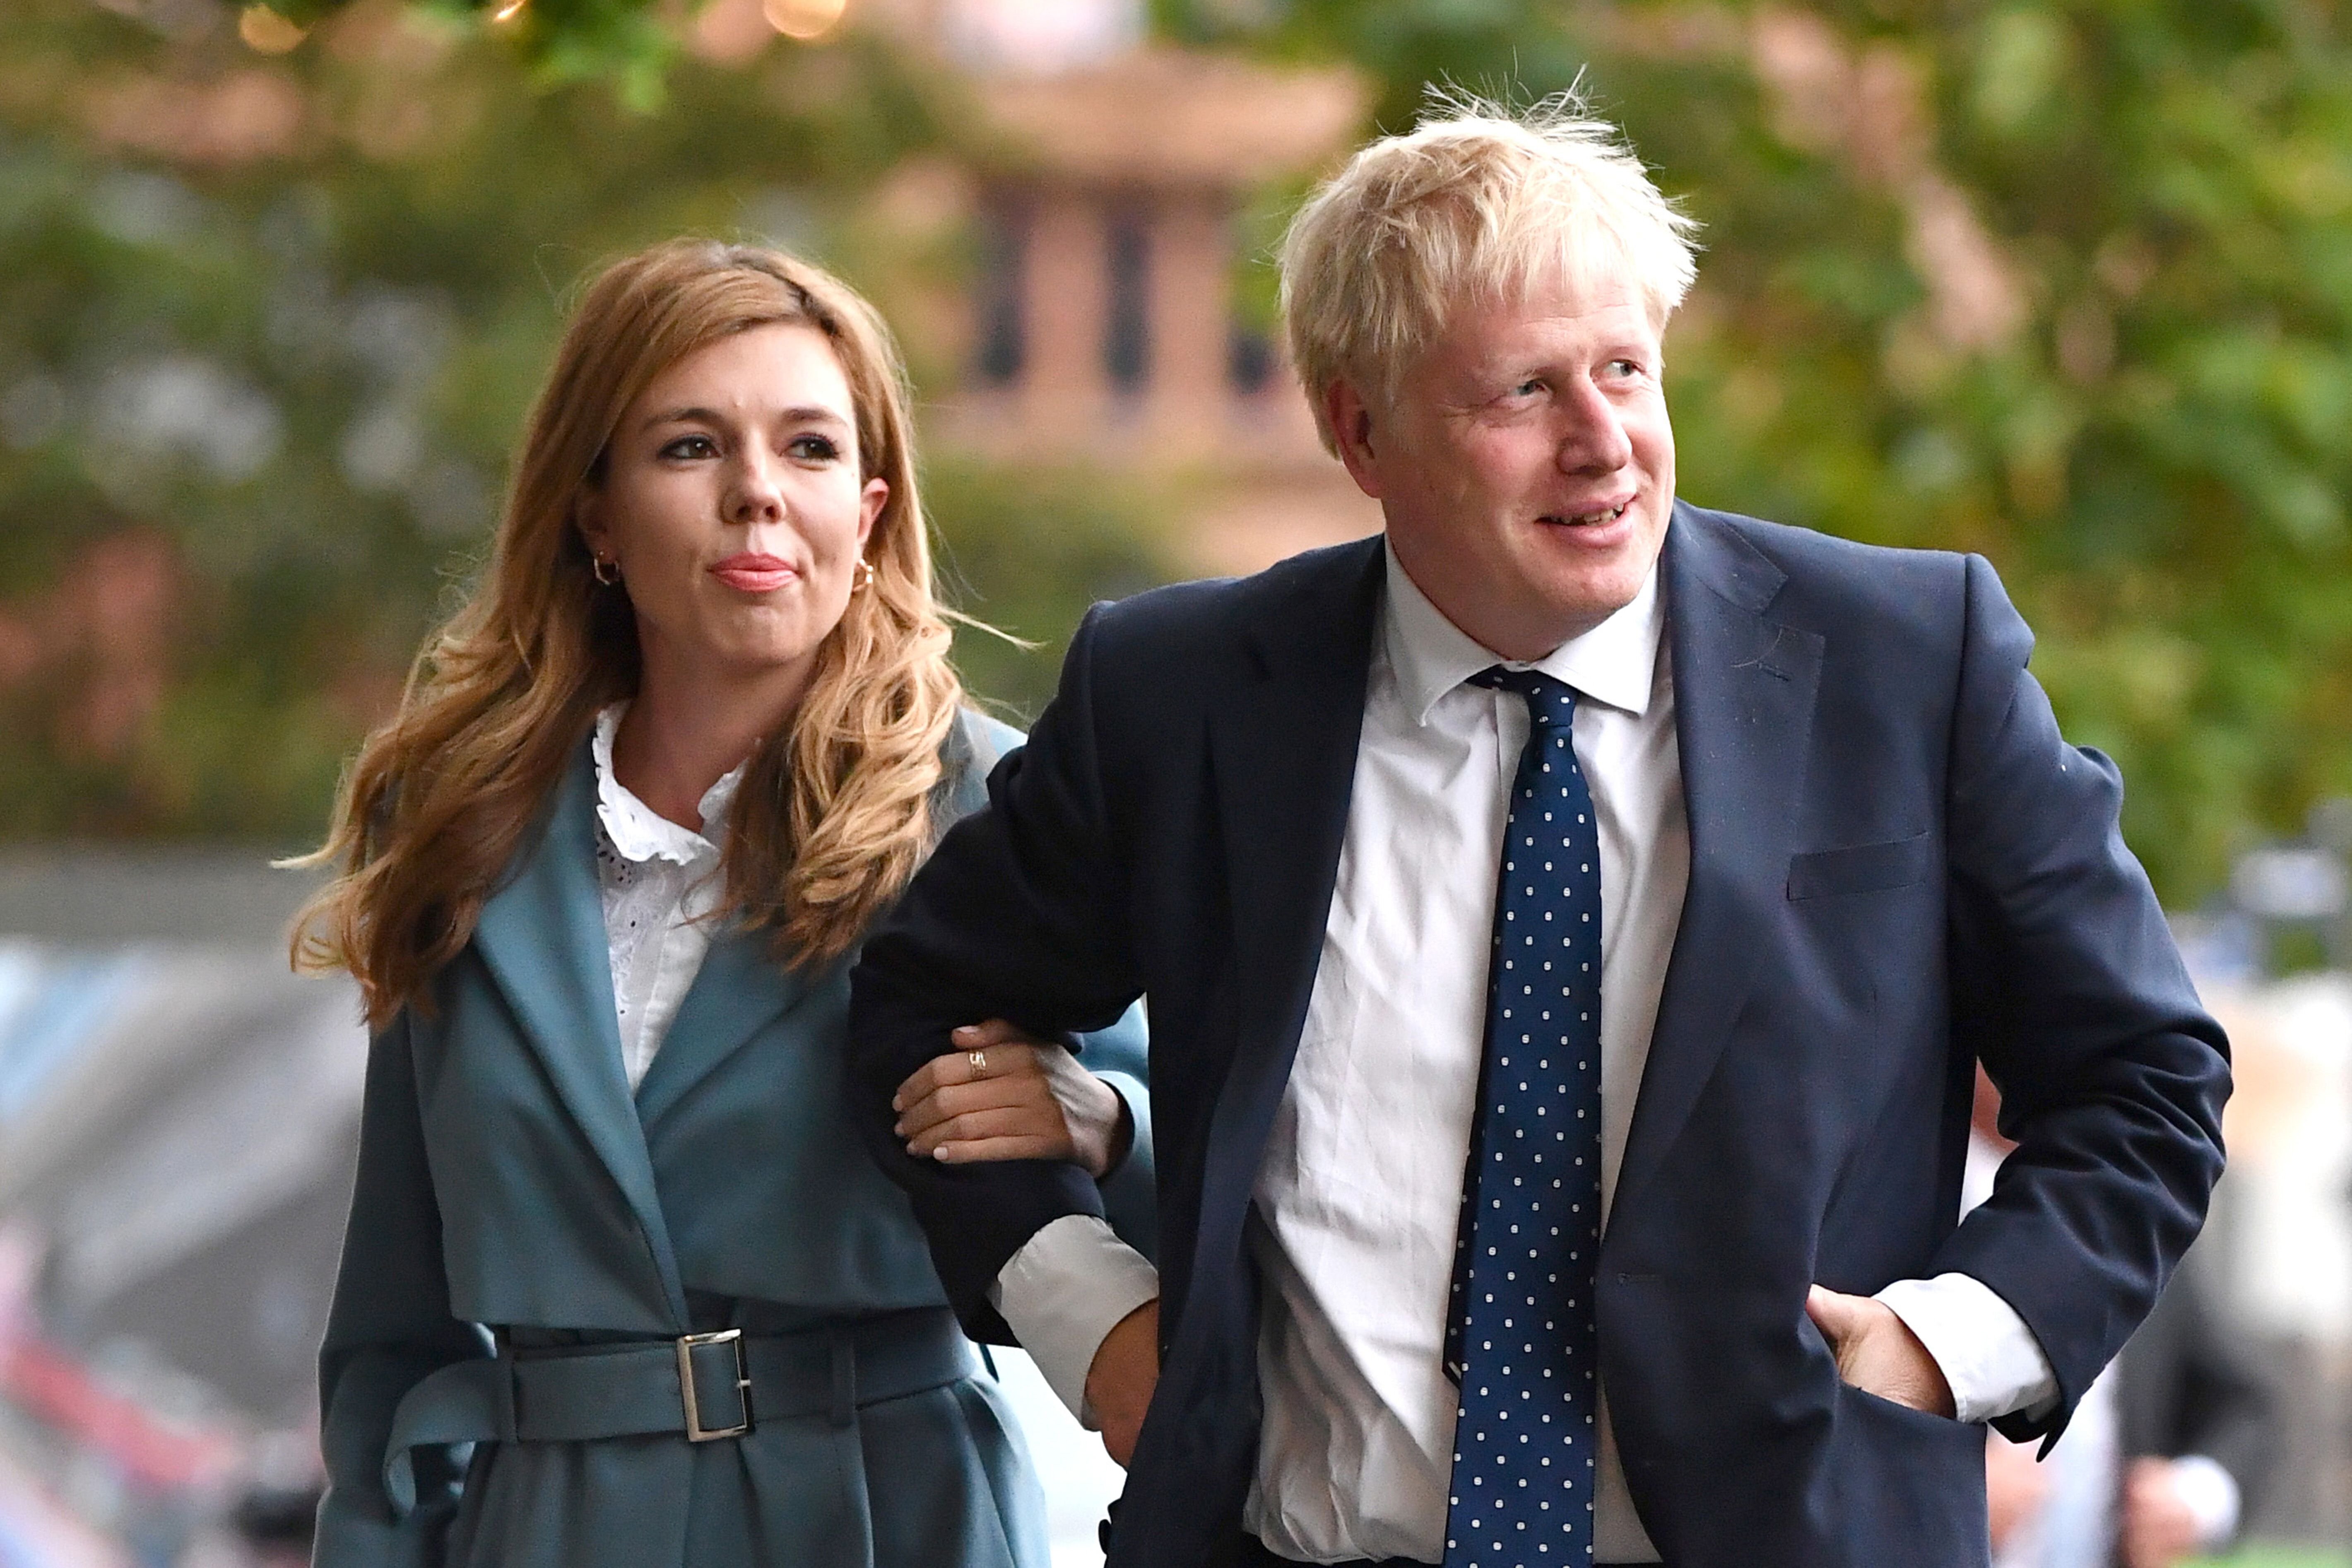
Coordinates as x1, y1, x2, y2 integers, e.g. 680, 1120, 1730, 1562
1555, 377, 1633, 474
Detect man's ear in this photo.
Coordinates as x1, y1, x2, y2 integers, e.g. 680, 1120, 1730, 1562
1324, 378, 1385, 501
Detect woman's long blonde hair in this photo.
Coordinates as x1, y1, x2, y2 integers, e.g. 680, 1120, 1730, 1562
292, 239, 964, 1026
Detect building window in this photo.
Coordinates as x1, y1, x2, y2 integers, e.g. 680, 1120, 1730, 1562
975, 203, 1026, 387
1103, 208, 1151, 393
1229, 323, 1274, 395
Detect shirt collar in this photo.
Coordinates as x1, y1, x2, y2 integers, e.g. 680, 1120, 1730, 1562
1381, 539, 1664, 727
591, 702, 742, 865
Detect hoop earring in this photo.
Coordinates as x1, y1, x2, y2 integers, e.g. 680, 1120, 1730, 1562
592, 554, 621, 588
852, 556, 873, 593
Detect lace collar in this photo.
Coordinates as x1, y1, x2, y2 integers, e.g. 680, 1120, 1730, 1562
591, 703, 744, 866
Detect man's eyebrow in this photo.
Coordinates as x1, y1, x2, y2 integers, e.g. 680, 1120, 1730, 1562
641, 404, 851, 430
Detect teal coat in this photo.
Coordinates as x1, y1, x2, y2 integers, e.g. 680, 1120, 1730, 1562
313, 715, 1153, 1568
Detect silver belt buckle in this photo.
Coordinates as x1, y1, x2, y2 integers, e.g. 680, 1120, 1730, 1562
676, 1328, 752, 1441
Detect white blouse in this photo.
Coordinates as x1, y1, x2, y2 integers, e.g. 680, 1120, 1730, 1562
590, 704, 745, 1089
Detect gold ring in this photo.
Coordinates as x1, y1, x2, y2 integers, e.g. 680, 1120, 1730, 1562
968, 1049, 988, 1075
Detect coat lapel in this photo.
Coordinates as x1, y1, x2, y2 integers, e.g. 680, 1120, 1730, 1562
641, 709, 1001, 1129
472, 743, 689, 1322
1197, 539, 1385, 1249
1611, 505, 1823, 1227
633, 929, 820, 1130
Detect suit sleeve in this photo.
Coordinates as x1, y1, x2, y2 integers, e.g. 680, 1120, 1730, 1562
314, 1012, 492, 1568
851, 607, 1147, 1340
1930, 553, 2231, 1443
1077, 1002, 1156, 1264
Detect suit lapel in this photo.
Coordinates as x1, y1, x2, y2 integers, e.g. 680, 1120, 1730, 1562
472, 743, 689, 1322
1197, 539, 1385, 1246
633, 929, 820, 1129
1612, 505, 1823, 1227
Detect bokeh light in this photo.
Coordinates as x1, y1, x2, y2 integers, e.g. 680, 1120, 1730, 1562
235, 4, 304, 53
763, 0, 847, 42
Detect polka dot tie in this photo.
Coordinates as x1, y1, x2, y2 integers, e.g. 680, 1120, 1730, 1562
1443, 667, 1601, 1568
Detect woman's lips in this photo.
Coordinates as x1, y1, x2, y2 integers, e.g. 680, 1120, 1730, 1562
710, 553, 797, 593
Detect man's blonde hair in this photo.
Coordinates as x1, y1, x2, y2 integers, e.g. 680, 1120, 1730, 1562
1279, 90, 1701, 451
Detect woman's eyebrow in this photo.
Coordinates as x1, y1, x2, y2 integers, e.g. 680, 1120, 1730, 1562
643, 404, 850, 430
779, 406, 851, 429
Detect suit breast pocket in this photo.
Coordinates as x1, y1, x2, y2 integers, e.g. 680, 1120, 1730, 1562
1785, 832, 1936, 901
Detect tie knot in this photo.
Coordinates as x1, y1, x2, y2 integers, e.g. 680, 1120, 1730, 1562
1470, 665, 1578, 731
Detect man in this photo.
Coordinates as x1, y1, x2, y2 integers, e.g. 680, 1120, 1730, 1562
2106, 1261, 2274, 1566
851, 98, 2230, 1568
1974, 1069, 2273, 1568
1988, 1254, 2273, 1568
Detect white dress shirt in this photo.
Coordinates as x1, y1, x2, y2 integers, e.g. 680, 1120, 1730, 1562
998, 544, 2056, 1563
590, 703, 744, 1088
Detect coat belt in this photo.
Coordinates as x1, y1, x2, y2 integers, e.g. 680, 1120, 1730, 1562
382, 1307, 974, 1515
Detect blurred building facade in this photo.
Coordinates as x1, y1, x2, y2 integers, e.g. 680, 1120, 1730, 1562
938, 44, 1378, 575
701, 0, 1384, 576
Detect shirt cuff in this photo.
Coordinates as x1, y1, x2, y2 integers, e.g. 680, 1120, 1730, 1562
1874, 1272, 2059, 1424
2167, 1454, 2243, 1548
990, 1214, 1160, 1427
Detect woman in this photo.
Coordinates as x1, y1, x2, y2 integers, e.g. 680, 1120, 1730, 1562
293, 240, 1152, 1568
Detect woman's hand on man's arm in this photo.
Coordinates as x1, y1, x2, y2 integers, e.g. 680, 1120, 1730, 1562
892, 1018, 1131, 1178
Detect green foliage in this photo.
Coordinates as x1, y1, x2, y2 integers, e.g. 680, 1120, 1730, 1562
265, 0, 685, 108
2204, 1548, 2352, 1568
0, 0, 1165, 845
927, 458, 1168, 724
1176, 0, 2352, 907
19, 0, 2352, 906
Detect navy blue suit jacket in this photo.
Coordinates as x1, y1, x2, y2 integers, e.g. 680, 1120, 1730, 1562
849, 504, 2230, 1568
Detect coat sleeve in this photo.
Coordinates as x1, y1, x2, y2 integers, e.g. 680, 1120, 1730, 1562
851, 607, 1147, 1341
1930, 552, 2231, 1443
314, 1012, 493, 1568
